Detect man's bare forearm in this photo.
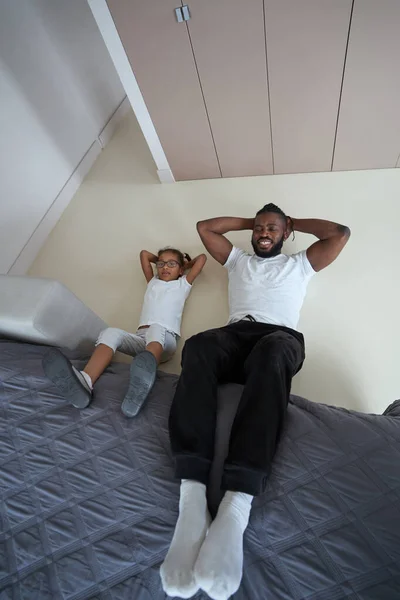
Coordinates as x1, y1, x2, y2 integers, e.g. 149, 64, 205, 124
197, 216, 254, 235
291, 218, 351, 241
197, 217, 253, 265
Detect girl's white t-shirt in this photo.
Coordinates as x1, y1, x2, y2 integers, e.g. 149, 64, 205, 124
224, 247, 315, 331
138, 275, 192, 336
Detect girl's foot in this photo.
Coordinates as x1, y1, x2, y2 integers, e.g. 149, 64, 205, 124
121, 350, 157, 417
42, 349, 92, 409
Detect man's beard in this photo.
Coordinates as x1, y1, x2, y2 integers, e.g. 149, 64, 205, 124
251, 234, 285, 258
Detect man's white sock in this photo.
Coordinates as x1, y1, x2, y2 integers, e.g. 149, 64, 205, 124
160, 480, 210, 599
194, 491, 253, 600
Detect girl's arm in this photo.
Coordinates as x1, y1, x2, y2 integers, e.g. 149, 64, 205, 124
185, 254, 207, 285
140, 250, 158, 283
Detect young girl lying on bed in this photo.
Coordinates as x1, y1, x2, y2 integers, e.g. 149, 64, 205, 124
43, 247, 207, 417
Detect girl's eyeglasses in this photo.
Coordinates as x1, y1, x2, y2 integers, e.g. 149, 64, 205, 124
156, 260, 180, 268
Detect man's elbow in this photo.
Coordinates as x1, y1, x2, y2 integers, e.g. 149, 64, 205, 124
337, 224, 351, 240
197, 220, 208, 236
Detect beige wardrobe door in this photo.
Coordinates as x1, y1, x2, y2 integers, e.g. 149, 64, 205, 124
333, 0, 400, 171
265, 0, 353, 174
185, 0, 273, 177
106, 0, 220, 181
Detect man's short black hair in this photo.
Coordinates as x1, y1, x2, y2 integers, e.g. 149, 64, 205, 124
256, 203, 287, 222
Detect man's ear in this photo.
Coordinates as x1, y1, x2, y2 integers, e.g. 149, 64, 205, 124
284, 216, 293, 241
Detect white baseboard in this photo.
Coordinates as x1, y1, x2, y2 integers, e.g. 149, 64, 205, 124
99, 96, 130, 148
8, 96, 129, 276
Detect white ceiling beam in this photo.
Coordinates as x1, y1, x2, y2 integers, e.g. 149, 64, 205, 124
87, 0, 174, 183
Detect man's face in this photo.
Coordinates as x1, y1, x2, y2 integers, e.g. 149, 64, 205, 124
251, 212, 288, 258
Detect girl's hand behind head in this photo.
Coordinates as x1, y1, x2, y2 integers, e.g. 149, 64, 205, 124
183, 253, 192, 270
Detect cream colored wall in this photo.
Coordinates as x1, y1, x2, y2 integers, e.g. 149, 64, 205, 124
30, 111, 399, 414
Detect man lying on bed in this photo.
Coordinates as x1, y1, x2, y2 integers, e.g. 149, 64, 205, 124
160, 203, 351, 600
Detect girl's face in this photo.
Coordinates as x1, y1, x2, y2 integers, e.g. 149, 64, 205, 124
156, 251, 183, 282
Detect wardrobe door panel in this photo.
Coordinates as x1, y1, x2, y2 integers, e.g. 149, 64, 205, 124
265, 0, 352, 174
333, 0, 400, 171
186, 0, 273, 177
107, 0, 220, 180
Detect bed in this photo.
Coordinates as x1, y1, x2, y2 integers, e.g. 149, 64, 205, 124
1, 338, 399, 599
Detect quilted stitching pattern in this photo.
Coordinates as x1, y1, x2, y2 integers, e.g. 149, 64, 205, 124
246, 398, 400, 599
0, 340, 399, 599
0, 342, 182, 599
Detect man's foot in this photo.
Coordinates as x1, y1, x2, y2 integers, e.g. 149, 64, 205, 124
194, 491, 253, 600
121, 350, 157, 417
160, 480, 210, 599
42, 349, 92, 409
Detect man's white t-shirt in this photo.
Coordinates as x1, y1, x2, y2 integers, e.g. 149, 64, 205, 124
224, 247, 315, 331
138, 275, 192, 336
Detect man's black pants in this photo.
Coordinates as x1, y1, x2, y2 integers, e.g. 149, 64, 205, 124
168, 320, 305, 496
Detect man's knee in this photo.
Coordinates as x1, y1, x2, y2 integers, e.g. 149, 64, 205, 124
248, 331, 303, 367
258, 331, 296, 351
182, 330, 222, 363
184, 330, 217, 353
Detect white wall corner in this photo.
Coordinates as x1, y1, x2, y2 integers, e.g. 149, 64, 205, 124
7, 141, 102, 276
98, 95, 130, 148
87, 0, 173, 178
7, 93, 131, 276
157, 169, 175, 184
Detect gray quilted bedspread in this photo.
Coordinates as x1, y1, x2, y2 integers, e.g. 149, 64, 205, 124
0, 340, 399, 600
